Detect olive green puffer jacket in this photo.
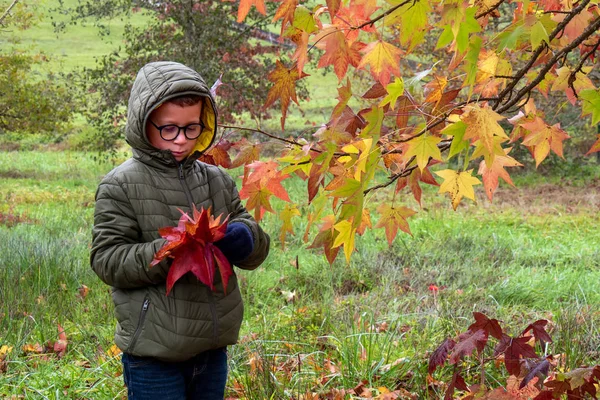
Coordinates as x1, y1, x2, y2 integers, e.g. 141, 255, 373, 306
91, 61, 270, 362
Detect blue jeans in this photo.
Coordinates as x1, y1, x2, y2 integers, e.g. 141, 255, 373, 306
122, 348, 228, 400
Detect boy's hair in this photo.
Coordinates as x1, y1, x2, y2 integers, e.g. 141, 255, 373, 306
167, 94, 203, 107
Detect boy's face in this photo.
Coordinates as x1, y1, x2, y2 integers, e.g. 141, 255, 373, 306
146, 102, 203, 162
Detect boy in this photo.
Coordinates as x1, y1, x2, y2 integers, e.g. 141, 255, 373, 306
91, 61, 270, 399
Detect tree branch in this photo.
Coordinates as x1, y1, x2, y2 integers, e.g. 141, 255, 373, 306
352, 0, 414, 30
496, 15, 600, 113
0, 0, 19, 26
218, 124, 314, 150
475, 0, 505, 20
493, 0, 592, 110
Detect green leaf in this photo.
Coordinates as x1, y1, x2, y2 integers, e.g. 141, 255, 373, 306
497, 23, 525, 51
379, 77, 405, 110
442, 121, 469, 159
456, 7, 481, 53
580, 89, 600, 125
404, 134, 443, 171
530, 21, 549, 49
463, 35, 482, 89
293, 5, 318, 34
436, 25, 454, 49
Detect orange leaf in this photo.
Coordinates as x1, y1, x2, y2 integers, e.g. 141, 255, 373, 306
520, 117, 570, 166
375, 204, 416, 245
272, 0, 298, 34
231, 139, 262, 168
239, 182, 275, 221
586, 134, 600, 156
358, 40, 402, 86
477, 148, 522, 201
316, 29, 364, 81
237, 0, 266, 23
264, 60, 308, 130
199, 139, 232, 169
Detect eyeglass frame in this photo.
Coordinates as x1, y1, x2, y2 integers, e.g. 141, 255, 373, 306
149, 120, 206, 141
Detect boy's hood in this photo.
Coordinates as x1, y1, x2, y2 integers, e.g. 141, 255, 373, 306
125, 61, 218, 166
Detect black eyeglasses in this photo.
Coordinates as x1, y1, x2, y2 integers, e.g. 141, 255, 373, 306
150, 120, 205, 141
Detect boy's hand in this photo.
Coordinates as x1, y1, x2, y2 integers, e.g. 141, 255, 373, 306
215, 222, 254, 265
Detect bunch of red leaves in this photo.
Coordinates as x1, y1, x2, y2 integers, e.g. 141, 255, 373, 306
151, 206, 232, 296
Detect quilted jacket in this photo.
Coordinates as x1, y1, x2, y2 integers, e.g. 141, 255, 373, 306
91, 61, 270, 362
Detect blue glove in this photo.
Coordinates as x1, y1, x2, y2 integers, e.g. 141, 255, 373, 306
215, 222, 254, 265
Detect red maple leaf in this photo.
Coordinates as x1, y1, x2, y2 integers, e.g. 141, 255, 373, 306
151, 206, 232, 296
521, 320, 552, 344
449, 329, 488, 364
468, 312, 503, 340
504, 336, 538, 376
428, 338, 456, 373
199, 139, 232, 169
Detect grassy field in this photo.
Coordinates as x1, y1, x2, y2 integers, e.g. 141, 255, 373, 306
0, 151, 599, 398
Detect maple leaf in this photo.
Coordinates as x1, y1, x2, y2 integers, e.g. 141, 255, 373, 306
198, 139, 232, 169
151, 206, 232, 296
395, 166, 439, 206
332, 219, 356, 262
326, 0, 341, 18
552, 8, 592, 42
358, 40, 402, 86
428, 338, 456, 374
237, 0, 266, 23
272, 0, 299, 35
231, 139, 262, 168
435, 169, 481, 210
503, 336, 538, 376
521, 320, 552, 345
289, 29, 309, 75
316, 29, 364, 81
264, 60, 308, 130
307, 215, 341, 264
461, 104, 509, 166
520, 359, 550, 390
444, 369, 469, 400
244, 160, 291, 202
448, 329, 487, 364
403, 135, 443, 172
579, 89, 600, 126
53, 323, 68, 358
379, 77, 404, 110
520, 117, 570, 166
468, 312, 503, 340
279, 204, 300, 249
477, 148, 522, 201
332, 79, 353, 118
375, 204, 416, 245
586, 134, 600, 156
424, 76, 448, 105
239, 182, 275, 221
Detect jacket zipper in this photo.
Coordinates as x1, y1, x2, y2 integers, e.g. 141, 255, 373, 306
128, 297, 150, 353
207, 289, 219, 347
177, 162, 219, 347
178, 163, 195, 210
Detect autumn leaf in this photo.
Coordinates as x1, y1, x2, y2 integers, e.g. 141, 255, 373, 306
239, 182, 275, 221
358, 40, 402, 86
272, 0, 299, 35
264, 60, 308, 130
521, 319, 552, 344
468, 312, 503, 340
379, 77, 404, 110
151, 206, 232, 296
54, 323, 68, 358
428, 338, 456, 373
503, 336, 538, 376
199, 139, 232, 169
448, 329, 487, 364
395, 166, 439, 206
316, 29, 364, 81
307, 215, 341, 264
375, 204, 416, 245
231, 139, 261, 168
445, 369, 469, 400
461, 104, 508, 166
332, 219, 356, 262
586, 134, 600, 156
403, 135, 443, 172
477, 148, 522, 201
520, 117, 570, 166
243, 160, 291, 202
279, 204, 300, 249
237, 0, 266, 23
435, 169, 481, 210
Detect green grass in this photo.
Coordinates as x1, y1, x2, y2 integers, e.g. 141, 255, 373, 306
1, 151, 599, 398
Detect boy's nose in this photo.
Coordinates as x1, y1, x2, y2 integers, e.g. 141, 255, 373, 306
173, 131, 188, 144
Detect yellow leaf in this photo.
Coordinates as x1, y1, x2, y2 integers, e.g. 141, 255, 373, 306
435, 169, 481, 210
332, 220, 356, 262
358, 40, 402, 86
375, 204, 416, 245
476, 50, 499, 83
404, 134, 443, 171
0, 345, 13, 358
279, 204, 301, 249
107, 344, 122, 358
460, 104, 508, 165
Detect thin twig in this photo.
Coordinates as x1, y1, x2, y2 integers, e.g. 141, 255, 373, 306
493, 0, 592, 110
352, 0, 414, 30
475, 0, 505, 19
218, 124, 315, 150
496, 15, 600, 113
0, 0, 19, 26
